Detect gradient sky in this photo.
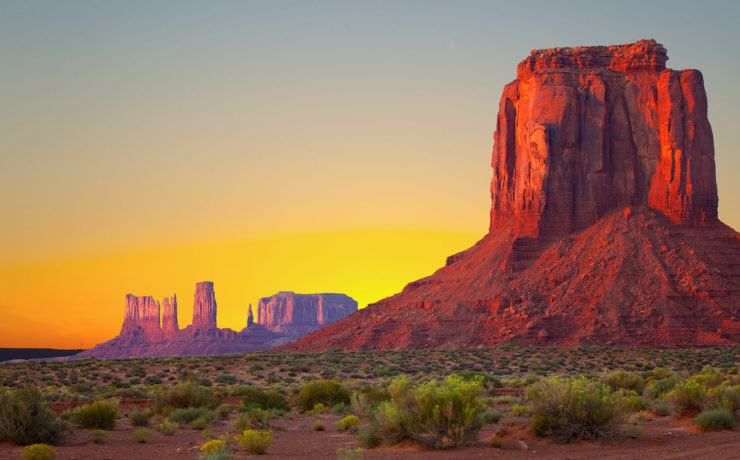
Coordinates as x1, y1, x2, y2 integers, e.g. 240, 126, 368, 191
1, 1, 739, 348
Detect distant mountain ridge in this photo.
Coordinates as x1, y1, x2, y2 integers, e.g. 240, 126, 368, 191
75, 283, 357, 358
0, 348, 84, 362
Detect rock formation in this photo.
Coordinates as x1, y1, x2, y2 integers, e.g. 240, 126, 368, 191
162, 295, 178, 338
76, 283, 357, 358
120, 295, 161, 338
280, 40, 740, 351
192, 281, 217, 330
257, 292, 358, 334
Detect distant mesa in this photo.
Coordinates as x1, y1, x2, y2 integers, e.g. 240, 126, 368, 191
76, 283, 357, 358
280, 39, 740, 351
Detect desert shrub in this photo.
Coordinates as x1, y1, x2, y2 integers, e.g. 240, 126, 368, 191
155, 421, 179, 435
336, 447, 363, 460
644, 374, 680, 399
20, 443, 56, 460
168, 407, 215, 425
296, 380, 351, 412
492, 395, 519, 405
627, 426, 644, 439
457, 371, 503, 388
665, 380, 704, 415
199, 439, 231, 460
234, 429, 272, 455
490, 436, 504, 448
233, 407, 269, 431
481, 409, 502, 424
620, 391, 651, 412
216, 403, 233, 419
601, 371, 644, 393
130, 409, 151, 427
360, 375, 485, 449
693, 409, 737, 431
336, 415, 360, 431
214, 374, 237, 385
527, 376, 625, 442
703, 385, 740, 412
307, 403, 327, 415
692, 366, 725, 388
239, 387, 290, 412
190, 417, 210, 430
0, 387, 70, 445
68, 399, 118, 429
132, 428, 153, 443
154, 381, 212, 412
88, 429, 108, 444
313, 420, 326, 431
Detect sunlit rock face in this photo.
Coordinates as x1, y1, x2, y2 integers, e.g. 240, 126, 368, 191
490, 39, 717, 238
77, 283, 358, 358
280, 40, 740, 351
192, 281, 217, 330
257, 292, 358, 334
161, 295, 178, 338
120, 295, 161, 339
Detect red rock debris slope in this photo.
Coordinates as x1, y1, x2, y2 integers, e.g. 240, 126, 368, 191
280, 40, 740, 351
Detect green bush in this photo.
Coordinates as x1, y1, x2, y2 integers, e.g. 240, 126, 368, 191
20, 443, 56, 460
481, 409, 502, 424
132, 428, 153, 443
296, 380, 351, 412
239, 387, 290, 412
69, 400, 118, 429
313, 420, 326, 431
233, 407, 269, 431
154, 381, 212, 412
693, 409, 737, 431
88, 429, 109, 444
693, 367, 725, 388
360, 375, 485, 449
234, 429, 272, 455
643, 375, 680, 399
199, 439, 231, 460
703, 385, 740, 412
214, 374, 237, 385
336, 415, 360, 431
600, 371, 644, 393
155, 421, 179, 435
130, 409, 151, 427
168, 407, 215, 425
527, 377, 625, 442
0, 387, 70, 445
216, 403, 233, 419
190, 417, 209, 430
336, 447, 363, 460
665, 380, 704, 415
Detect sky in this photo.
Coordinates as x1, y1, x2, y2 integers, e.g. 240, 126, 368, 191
1, 1, 739, 348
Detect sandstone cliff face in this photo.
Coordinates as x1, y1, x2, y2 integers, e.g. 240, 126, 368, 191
192, 281, 217, 330
257, 292, 358, 332
490, 39, 717, 239
162, 295, 178, 338
120, 295, 161, 338
280, 40, 740, 351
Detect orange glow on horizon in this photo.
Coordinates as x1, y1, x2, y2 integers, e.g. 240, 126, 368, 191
0, 229, 480, 349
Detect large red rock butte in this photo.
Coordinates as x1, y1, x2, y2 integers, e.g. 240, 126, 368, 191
280, 39, 740, 351
76, 284, 358, 358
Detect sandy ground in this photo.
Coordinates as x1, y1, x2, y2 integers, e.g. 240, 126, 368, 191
1, 412, 739, 460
